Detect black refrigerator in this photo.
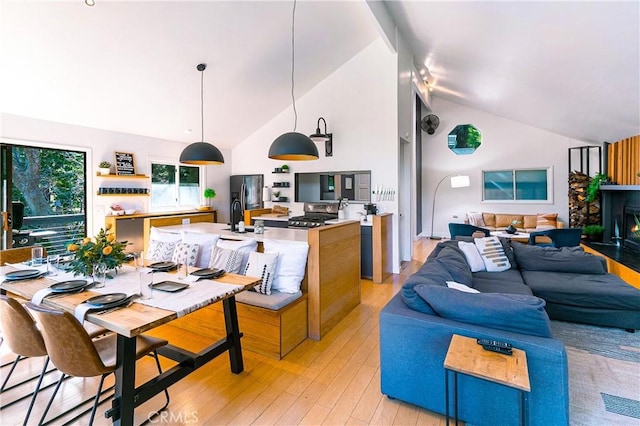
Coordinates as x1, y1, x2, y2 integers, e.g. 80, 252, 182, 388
230, 174, 264, 224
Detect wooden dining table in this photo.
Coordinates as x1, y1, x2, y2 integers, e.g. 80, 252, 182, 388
0, 265, 260, 426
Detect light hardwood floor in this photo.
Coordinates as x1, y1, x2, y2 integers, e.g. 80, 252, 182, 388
0, 239, 442, 426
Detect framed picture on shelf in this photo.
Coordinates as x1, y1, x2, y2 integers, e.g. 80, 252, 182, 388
114, 152, 135, 176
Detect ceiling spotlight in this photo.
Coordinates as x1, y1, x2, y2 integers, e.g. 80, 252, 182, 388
85, 0, 95, 6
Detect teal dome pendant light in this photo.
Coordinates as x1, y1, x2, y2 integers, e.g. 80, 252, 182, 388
268, 0, 318, 161
180, 63, 225, 165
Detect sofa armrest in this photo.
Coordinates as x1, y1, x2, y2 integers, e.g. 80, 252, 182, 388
380, 293, 569, 426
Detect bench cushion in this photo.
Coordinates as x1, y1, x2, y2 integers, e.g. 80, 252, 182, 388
236, 289, 302, 310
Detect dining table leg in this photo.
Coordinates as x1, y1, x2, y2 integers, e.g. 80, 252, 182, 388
222, 296, 244, 374
111, 335, 137, 426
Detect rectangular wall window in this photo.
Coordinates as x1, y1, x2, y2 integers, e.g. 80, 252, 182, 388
483, 168, 552, 203
151, 161, 201, 210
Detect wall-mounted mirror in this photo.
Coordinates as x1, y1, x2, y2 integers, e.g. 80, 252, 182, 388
295, 171, 371, 203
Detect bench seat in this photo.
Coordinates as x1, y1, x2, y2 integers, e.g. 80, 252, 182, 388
169, 290, 308, 359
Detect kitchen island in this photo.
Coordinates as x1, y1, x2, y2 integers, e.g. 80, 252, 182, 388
155, 220, 361, 345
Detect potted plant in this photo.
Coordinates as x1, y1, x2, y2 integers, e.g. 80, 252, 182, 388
200, 188, 216, 210
281, 164, 289, 173
583, 224, 605, 242
272, 190, 281, 201
585, 173, 608, 203
98, 161, 111, 175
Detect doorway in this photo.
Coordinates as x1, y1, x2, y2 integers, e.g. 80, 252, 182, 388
1, 142, 87, 254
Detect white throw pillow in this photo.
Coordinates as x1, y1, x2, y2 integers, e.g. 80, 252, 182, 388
474, 236, 512, 272
147, 240, 177, 262
171, 242, 199, 266
149, 226, 182, 243
181, 231, 220, 268
216, 239, 258, 272
208, 246, 243, 273
263, 239, 309, 294
467, 212, 485, 227
457, 241, 486, 272
243, 252, 279, 295
446, 281, 480, 293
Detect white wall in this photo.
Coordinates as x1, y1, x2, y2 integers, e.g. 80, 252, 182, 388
422, 97, 594, 237
232, 38, 402, 273
1, 113, 231, 235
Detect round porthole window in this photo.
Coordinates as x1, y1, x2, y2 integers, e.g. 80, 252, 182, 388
448, 124, 482, 155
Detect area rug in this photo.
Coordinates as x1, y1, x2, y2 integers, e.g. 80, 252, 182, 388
550, 320, 640, 426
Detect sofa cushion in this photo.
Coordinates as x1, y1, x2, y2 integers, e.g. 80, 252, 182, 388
495, 214, 524, 229
474, 236, 511, 272
536, 213, 558, 230
482, 213, 496, 228
435, 247, 473, 286
523, 215, 538, 229
414, 284, 553, 338
521, 270, 640, 311
235, 289, 302, 310
467, 212, 485, 227
512, 244, 606, 274
401, 260, 452, 314
472, 270, 533, 295
498, 237, 518, 269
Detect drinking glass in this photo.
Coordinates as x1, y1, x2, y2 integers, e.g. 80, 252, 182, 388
132, 251, 144, 270
47, 254, 60, 276
92, 263, 107, 288
31, 247, 44, 266
139, 271, 153, 300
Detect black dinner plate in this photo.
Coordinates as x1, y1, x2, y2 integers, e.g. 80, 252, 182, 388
4, 269, 42, 280
49, 280, 88, 293
149, 281, 189, 292
148, 261, 177, 271
191, 268, 224, 278
86, 293, 128, 307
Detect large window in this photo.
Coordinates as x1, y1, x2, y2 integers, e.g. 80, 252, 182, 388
150, 161, 201, 209
483, 168, 552, 203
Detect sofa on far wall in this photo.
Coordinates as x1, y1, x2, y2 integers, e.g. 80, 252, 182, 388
466, 212, 564, 232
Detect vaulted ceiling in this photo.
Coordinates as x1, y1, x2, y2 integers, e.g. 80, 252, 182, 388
2, 1, 638, 148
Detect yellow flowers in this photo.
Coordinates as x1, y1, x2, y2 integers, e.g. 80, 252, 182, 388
67, 227, 128, 277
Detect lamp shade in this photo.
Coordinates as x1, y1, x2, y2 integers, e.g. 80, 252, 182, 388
179, 142, 225, 165
450, 175, 470, 188
268, 132, 319, 161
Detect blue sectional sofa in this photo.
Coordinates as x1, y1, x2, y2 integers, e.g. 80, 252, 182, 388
380, 239, 640, 426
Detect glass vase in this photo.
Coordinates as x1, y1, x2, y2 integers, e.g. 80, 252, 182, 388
92, 263, 107, 288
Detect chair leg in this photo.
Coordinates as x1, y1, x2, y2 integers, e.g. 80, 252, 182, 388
38, 372, 65, 426
23, 357, 49, 426
144, 350, 170, 421
88, 374, 108, 426
1, 355, 24, 391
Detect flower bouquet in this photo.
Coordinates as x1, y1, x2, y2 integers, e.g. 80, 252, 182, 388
66, 225, 128, 277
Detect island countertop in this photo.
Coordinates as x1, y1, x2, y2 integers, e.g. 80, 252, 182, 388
156, 222, 309, 242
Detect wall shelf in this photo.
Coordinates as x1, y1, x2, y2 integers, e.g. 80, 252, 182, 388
96, 173, 149, 179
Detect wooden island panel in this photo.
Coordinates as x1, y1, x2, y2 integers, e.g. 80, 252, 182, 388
372, 213, 393, 283
307, 221, 361, 340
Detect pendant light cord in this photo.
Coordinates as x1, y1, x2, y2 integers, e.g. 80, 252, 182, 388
201, 68, 205, 142
291, 0, 297, 132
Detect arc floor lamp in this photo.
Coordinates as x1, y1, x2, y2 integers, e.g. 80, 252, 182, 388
430, 174, 470, 239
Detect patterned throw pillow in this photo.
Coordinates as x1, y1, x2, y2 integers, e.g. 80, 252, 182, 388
147, 240, 177, 262
208, 246, 243, 273
474, 236, 511, 272
243, 252, 279, 295
171, 242, 199, 266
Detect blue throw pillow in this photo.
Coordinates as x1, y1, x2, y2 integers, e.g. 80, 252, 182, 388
435, 247, 473, 286
401, 260, 452, 314
414, 284, 553, 338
